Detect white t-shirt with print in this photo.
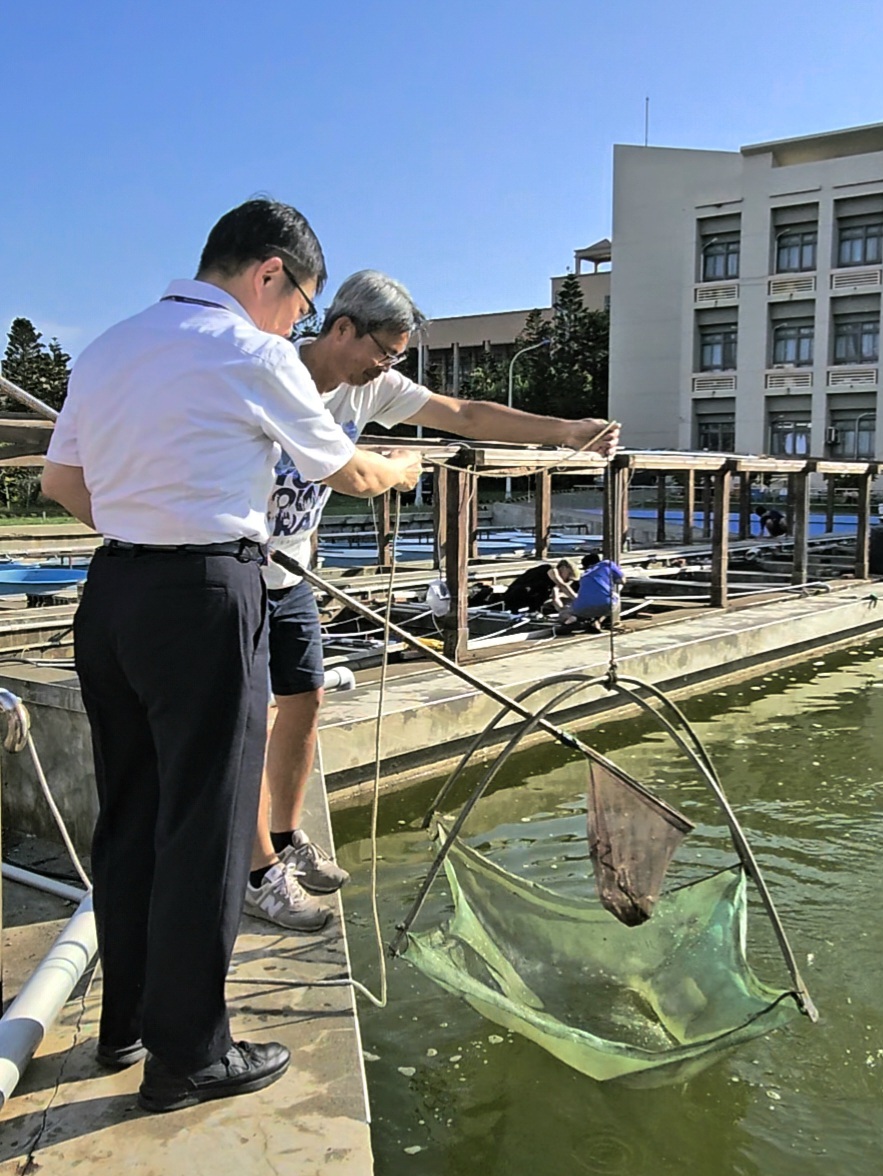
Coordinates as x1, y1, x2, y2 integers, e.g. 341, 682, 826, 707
263, 353, 432, 589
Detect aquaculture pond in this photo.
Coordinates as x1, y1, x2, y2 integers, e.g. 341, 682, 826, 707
333, 639, 883, 1176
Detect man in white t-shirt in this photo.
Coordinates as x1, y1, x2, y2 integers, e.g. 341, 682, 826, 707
246, 270, 620, 929
41, 206, 421, 1113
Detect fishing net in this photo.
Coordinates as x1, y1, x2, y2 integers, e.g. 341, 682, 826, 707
402, 818, 801, 1082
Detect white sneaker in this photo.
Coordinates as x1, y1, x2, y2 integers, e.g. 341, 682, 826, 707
243, 861, 332, 931
279, 830, 350, 895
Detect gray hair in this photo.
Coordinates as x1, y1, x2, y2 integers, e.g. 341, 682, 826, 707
321, 270, 426, 338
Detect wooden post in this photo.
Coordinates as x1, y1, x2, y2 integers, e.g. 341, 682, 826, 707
791, 467, 810, 585
701, 475, 712, 540
442, 466, 470, 662
432, 464, 448, 570
826, 475, 836, 535
738, 472, 752, 540
377, 492, 392, 567
603, 461, 628, 565
656, 473, 667, 543
535, 470, 552, 558
468, 479, 479, 561
683, 469, 695, 545
785, 474, 795, 532
855, 470, 872, 580
710, 467, 731, 608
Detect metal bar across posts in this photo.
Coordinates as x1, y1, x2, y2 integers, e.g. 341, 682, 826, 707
442, 465, 470, 662
701, 475, 712, 540
535, 470, 552, 558
656, 473, 667, 543
855, 470, 872, 580
826, 474, 837, 535
791, 468, 811, 585
738, 472, 752, 540
683, 469, 695, 544
710, 466, 731, 608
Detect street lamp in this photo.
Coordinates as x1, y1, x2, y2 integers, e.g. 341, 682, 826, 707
506, 338, 550, 501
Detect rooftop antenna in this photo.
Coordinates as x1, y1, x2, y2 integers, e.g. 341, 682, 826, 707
644, 96, 650, 147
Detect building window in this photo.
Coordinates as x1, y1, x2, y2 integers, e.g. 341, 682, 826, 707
696, 414, 735, 451
837, 222, 883, 268
769, 417, 811, 456
830, 413, 875, 459
772, 322, 814, 367
832, 316, 880, 365
776, 228, 817, 273
701, 236, 740, 281
699, 325, 737, 371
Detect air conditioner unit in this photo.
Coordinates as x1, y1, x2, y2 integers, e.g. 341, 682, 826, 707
825, 427, 840, 445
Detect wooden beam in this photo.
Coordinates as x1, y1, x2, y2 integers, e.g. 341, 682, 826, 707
442, 466, 470, 662
855, 470, 872, 580
701, 475, 712, 540
535, 470, 552, 558
603, 463, 628, 565
432, 464, 447, 569
825, 475, 836, 535
377, 492, 392, 567
791, 469, 810, 585
738, 472, 752, 540
656, 473, 667, 543
710, 467, 731, 608
683, 469, 695, 544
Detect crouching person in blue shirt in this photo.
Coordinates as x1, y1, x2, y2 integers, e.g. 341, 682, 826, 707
558, 552, 625, 634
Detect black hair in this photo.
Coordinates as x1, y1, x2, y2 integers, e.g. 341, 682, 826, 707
581, 552, 602, 568
197, 198, 327, 292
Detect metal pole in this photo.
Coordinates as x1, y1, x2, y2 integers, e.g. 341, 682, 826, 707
710, 467, 731, 608
791, 467, 810, 586
505, 339, 549, 501
414, 344, 426, 505
0, 373, 58, 422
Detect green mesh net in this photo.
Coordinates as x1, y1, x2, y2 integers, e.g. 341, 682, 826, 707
403, 823, 800, 1082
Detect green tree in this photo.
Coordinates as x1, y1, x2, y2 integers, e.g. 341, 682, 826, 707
460, 349, 507, 403
513, 277, 609, 420
1, 317, 71, 412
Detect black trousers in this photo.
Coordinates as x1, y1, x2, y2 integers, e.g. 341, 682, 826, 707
74, 544, 268, 1073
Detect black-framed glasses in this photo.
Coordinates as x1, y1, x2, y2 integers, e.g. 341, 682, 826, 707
267, 247, 318, 321
368, 330, 408, 367
280, 264, 317, 321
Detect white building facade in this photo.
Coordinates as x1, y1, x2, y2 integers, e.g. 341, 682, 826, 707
609, 123, 883, 460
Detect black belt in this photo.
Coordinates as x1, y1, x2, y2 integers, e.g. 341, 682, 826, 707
103, 538, 266, 562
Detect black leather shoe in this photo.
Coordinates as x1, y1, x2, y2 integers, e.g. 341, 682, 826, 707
96, 1039, 148, 1069
137, 1040, 290, 1113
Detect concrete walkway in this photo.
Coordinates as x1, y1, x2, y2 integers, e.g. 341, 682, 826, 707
0, 777, 373, 1175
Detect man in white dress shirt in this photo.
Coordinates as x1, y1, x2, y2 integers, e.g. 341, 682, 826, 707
41, 202, 421, 1113
246, 270, 619, 930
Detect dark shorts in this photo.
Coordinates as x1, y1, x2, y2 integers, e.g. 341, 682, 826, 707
267, 580, 324, 697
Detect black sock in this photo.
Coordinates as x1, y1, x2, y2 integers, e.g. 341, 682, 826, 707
249, 865, 274, 888
270, 829, 296, 854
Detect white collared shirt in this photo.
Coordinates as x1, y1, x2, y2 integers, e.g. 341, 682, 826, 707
47, 279, 355, 544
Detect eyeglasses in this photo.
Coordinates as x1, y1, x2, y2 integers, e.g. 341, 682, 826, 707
280, 264, 317, 322
267, 247, 318, 321
368, 330, 409, 367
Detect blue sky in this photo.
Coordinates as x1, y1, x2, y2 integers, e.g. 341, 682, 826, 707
2, 0, 883, 357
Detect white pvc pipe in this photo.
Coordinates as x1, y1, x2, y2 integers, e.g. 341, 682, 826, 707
0, 893, 97, 1109
323, 666, 356, 691
2, 863, 87, 904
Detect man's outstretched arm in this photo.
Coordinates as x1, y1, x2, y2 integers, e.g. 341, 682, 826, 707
407, 394, 620, 457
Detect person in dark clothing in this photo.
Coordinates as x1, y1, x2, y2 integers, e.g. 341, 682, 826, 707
503, 559, 576, 613
755, 506, 787, 537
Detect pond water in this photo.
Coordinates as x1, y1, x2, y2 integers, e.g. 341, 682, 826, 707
333, 639, 883, 1176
